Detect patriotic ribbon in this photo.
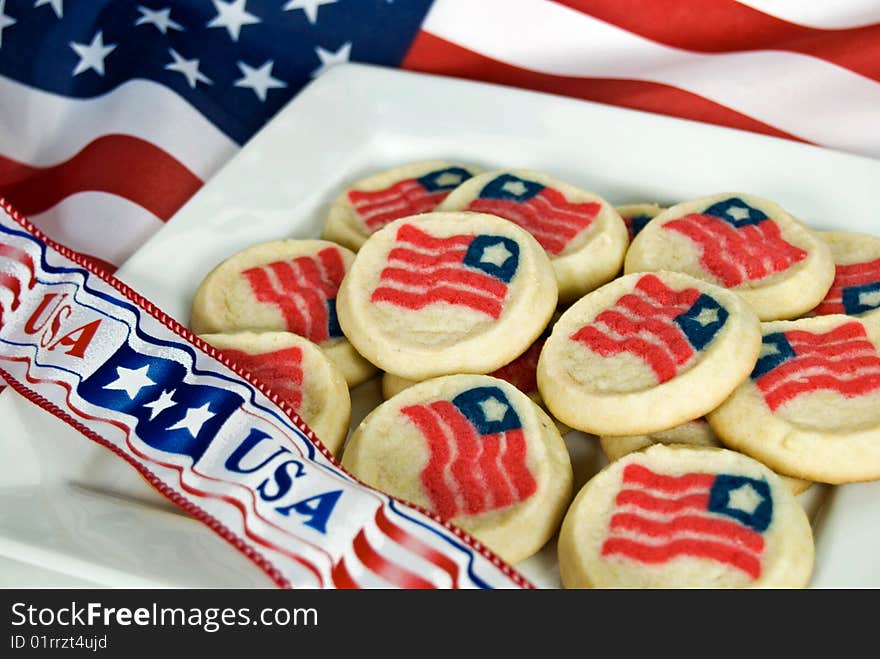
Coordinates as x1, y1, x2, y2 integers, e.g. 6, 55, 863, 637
0, 198, 531, 590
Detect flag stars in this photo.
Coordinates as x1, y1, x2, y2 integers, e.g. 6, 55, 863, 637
104, 365, 155, 400
311, 41, 351, 78
283, 0, 337, 25
693, 307, 720, 327
70, 31, 116, 77
725, 484, 763, 515
759, 341, 780, 360
167, 402, 216, 438
207, 0, 259, 42
860, 290, 880, 308
0, 1, 16, 48
166, 49, 212, 88
480, 243, 514, 268
34, 0, 62, 20
142, 388, 178, 420
234, 60, 286, 101
434, 172, 463, 187
135, 6, 184, 34
726, 205, 751, 222
501, 180, 528, 197
479, 397, 509, 423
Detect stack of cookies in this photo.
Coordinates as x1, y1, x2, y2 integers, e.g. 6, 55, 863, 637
187, 161, 880, 588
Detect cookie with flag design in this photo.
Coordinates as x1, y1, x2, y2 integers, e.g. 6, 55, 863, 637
322, 160, 481, 252
558, 444, 814, 588
436, 169, 628, 303
537, 271, 761, 436
198, 332, 351, 455
599, 419, 812, 495
616, 203, 666, 241
189, 239, 377, 388
336, 212, 558, 380
624, 193, 834, 320
341, 374, 573, 564
708, 315, 880, 484
809, 231, 880, 321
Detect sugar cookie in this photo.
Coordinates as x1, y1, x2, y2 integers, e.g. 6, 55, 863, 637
537, 271, 761, 436
199, 331, 351, 455
322, 160, 481, 252
810, 231, 880, 321
624, 193, 834, 320
558, 444, 814, 588
336, 212, 558, 380
189, 239, 377, 387
341, 374, 573, 564
708, 315, 880, 484
436, 169, 628, 303
599, 419, 811, 495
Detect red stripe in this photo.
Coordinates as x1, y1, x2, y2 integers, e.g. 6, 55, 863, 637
219, 347, 304, 410
622, 463, 715, 492
401, 32, 806, 143
763, 372, 880, 411
0, 244, 36, 287
467, 199, 570, 254
0, 135, 202, 220
475, 432, 514, 510
373, 507, 463, 587
402, 404, 458, 520
786, 322, 869, 346
635, 273, 701, 307
371, 285, 504, 319
571, 324, 679, 382
615, 292, 689, 320
397, 223, 474, 250
377, 266, 508, 299
833, 258, 880, 283
609, 512, 764, 553
0, 272, 23, 310
554, 0, 880, 84
594, 309, 695, 364
615, 489, 711, 514
601, 536, 762, 579
317, 247, 347, 292
387, 247, 469, 268
432, 401, 492, 515
330, 557, 361, 589
497, 428, 536, 500
242, 266, 309, 336
352, 528, 437, 589
270, 261, 329, 342
755, 351, 880, 393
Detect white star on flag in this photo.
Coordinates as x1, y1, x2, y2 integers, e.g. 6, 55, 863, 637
34, 0, 62, 20
207, 0, 259, 42
142, 388, 178, 420
234, 60, 286, 101
0, 1, 15, 48
168, 402, 216, 438
693, 307, 720, 327
861, 290, 880, 308
105, 365, 155, 400
501, 180, 528, 196
166, 49, 212, 89
759, 341, 779, 360
135, 6, 184, 34
434, 172, 463, 187
479, 397, 509, 423
480, 243, 513, 268
311, 41, 351, 78
70, 31, 116, 76
726, 205, 751, 221
726, 484, 763, 515
283, 0, 337, 25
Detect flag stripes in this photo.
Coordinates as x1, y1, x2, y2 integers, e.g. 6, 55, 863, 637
349, 179, 449, 231
813, 258, 880, 315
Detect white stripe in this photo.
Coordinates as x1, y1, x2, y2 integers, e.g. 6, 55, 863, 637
735, 1, 880, 29
27, 193, 163, 266
0, 76, 237, 179
422, 0, 880, 158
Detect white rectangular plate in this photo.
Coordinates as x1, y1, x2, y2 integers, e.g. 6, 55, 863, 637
3, 63, 879, 588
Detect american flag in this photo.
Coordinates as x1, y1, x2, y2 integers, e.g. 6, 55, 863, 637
601, 463, 772, 580
663, 197, 808, 287
348, 165, 475, 233
751, 321, 880, 412
0, 1, 877, 277
217, 344, 304, 407
401, 385, 536, 520
464, 173, 601, 255
370, 223, 519, 319
241, 246, 345, 343
570, 273, 729, 384
812, 258, 880, 317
